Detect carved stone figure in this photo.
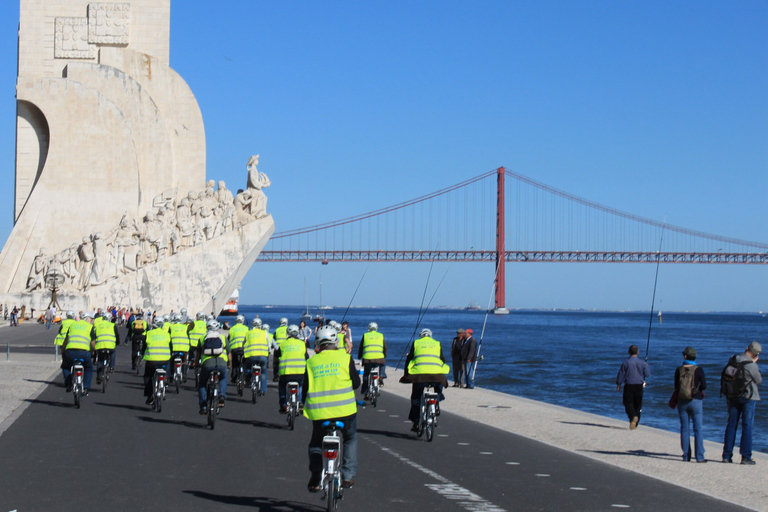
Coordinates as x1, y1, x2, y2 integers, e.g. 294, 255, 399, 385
86, 232, 109, 288
234, 189, 254, 226
78, 236, 95, 289
114, 216, 141, 274
141, 211, 168, 264
26, 248, 49, 291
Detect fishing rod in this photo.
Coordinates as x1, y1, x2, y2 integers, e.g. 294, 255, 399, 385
471, 261, 502, 381
644, 222, 666, 364
395, 267, 450, 371
340, 266, 369, 324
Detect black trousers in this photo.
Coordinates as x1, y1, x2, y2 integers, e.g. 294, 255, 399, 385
622, 384, 644, 422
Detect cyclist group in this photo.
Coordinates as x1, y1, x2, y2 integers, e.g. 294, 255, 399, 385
55, 308, 450, 496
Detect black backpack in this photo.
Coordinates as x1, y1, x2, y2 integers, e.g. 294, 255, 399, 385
720, 355, 750, 399
202, 334, 224, 356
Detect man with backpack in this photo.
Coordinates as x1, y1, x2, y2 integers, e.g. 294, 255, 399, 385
721, 341, 762, 465
674, 346, 707, 462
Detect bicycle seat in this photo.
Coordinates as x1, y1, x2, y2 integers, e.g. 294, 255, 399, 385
321, 420, 345, 428
73, 358, 85, 363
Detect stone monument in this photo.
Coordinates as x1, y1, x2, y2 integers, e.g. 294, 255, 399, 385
0, 1, 275, 313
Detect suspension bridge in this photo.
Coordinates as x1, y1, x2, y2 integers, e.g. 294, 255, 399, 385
258, 167, 768, 310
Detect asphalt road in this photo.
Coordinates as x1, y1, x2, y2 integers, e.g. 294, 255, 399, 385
0, 326, 753, 512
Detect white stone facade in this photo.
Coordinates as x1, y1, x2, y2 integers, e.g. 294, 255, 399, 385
0, 1, 273, 314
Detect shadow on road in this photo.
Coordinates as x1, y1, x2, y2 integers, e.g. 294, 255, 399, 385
358, 428, 416, 441
24, 398, 72, 408
93, 401, 149, 412
183, 490, 325, 511
559, 421, 627, 431
23, 379, 55, 385
219, 417, 286, 430
137, 415, 208, 429
580, 448, 679, 461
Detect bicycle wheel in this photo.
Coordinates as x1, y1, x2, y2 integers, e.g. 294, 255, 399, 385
426, 415, 434, 442
155, 383, 162, 413
175, 377, 180, 394
371, 393, 377, 408
135, 356, 141, 375
251, 384, 257, 404
74, 388, 81, 408
238, 380, 244, 397
288, 406, 295, 430
326, 477, 336, 512
102, 371, 107, 393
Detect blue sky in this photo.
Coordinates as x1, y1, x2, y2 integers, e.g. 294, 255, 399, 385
1, 1, 766, 312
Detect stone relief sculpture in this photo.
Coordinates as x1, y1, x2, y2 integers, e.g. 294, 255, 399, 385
27, 156, 272, 293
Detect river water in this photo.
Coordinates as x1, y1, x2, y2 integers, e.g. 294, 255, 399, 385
235, 305, 767, 455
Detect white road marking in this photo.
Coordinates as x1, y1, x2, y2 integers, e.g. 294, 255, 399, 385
458, 442, 470, 445
479, 452, 493, 455
438, 434, 449, 437
611, 505, 630, 508
505, 462, 520, 465
535, 474, 550, 477
375, 443, 507, 512
570, 487, 587, 491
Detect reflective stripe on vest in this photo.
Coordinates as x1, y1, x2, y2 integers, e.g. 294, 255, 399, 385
408, 337, 449, 374
244, 328, 269, 358
65, 321, 93, 351
169, 323, 190, 352
279, 338, 307, 375
144, 328, 171, 361
228, 324, 248, 350
94, 321, 117, 350
55, 318, 76, 346
361, 331, 384, 360
303, 349, 356, 420
189, 320, 206, 347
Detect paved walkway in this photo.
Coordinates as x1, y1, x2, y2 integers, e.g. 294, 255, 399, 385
1, 321, 765, 511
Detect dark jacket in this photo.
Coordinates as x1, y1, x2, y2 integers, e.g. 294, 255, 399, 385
461, 336, 477, 362
451, 336, 464, 358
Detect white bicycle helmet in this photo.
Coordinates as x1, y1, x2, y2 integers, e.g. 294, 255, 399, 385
316, 326, 338, 348
368, 322, 378, 331
419, 328, 432, 338
287, 324, 300, 338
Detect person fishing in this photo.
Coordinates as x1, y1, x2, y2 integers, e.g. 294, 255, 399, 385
616, 345, 651, 430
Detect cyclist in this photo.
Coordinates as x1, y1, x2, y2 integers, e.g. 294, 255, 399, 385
188, 312, 207, 370
272, 318, 289, 381
197, 320, 230, 415
303, 325, 361, 492
276, 324, 308, 413
244, 318, 269, 395
169, 313, 191, 381
400, 328, 449, 432
94, 312, 120, 384
61, 312, 96, 395
130, 312, 149, 370
54, 310, 77, 348
228, 314, 248, 384
358, 322, 387, 399
143, 318, 172, 406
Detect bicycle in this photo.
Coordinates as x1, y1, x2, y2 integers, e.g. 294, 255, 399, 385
71, 358, 85, 408
417, 384, 439, 442
206, 369, 223, 430
250, 364, 263, 404
236, 361, 245, 397
365, 366, 381, 407
286, 381, 301, 430
96, 349, 113, 393
152, 368, 167, 413
171, 353, 184, 394
133, 341, 144, 375
320, 420, 345, 511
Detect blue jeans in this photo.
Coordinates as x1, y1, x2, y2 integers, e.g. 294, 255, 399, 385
309, 414, 358, 482
198, 366, 228, 408
464, 361, 476, 388
96, 349, 116, 377
723, 397, 756, 461
678, 399, 705, 461
61, 350, 94, 389
244, 356, 268, 394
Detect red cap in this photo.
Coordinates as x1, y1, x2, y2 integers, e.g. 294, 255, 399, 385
466, 328, 473, 334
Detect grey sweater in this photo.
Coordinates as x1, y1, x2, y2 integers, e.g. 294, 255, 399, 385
733, 353, 762, 401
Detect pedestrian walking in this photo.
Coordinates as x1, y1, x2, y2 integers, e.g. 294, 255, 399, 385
616, 345, 651, 430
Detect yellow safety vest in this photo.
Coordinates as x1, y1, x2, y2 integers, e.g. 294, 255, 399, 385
361, 331, 385, 360
275, 325, 288, 346
144, 328, 171, 361
93, 316, 104, 328
94, 321, 117, 350
201, 334, 228, 365
279, 338, 307, 376
408, 337, 449, 375
244, 328, 269, 358
189, 320, 206, 348
303, 349, 356, 420
337, 331, 346, 350
169, 323, 190, 352
55, 318, 75, 346
228, 323, 248, 351
65, 321, 93, 351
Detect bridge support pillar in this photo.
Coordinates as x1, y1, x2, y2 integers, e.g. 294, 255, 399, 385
495, 167, 509, 314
